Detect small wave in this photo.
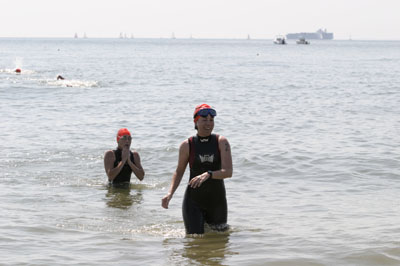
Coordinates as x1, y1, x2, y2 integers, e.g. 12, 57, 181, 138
365, 57, 399, 62
44, 79, 99, 88
342, 248, 400, 265
96, 180, 169, 190
129, 223, 186, 238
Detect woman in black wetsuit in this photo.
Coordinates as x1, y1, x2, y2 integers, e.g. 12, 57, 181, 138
162, 104, 233, 234
104, 128, 145, 185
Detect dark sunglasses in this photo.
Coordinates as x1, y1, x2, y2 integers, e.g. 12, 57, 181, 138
194, 108, 217, 118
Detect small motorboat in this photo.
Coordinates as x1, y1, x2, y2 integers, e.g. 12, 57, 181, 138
296, 37, 310, 45
274, 36, 287, 45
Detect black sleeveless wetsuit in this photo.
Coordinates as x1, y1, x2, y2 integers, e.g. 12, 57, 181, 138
182, 134, 228, 234
112, 148, 135, 184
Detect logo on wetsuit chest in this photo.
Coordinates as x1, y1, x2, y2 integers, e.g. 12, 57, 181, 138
199, 154, 214, 163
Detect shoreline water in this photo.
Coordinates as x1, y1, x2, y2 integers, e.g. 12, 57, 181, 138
1, 38, 400, 265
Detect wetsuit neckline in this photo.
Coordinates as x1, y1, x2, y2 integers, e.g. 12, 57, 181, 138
197, 134, 211, 142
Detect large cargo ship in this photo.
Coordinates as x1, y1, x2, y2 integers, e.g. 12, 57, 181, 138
286, 29, 333, 40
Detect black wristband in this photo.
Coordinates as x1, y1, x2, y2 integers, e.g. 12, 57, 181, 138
207, 170, 213, 179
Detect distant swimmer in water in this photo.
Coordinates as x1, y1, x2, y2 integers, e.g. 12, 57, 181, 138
104, 128, 145, 185
15, 68, 21, 73
162, 104, 233, 235
56, 75, 65, 80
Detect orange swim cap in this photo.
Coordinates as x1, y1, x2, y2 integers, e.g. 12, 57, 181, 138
193, 103, 213, 122
116, 128, 131, 142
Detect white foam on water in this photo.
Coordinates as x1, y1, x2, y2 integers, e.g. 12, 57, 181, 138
45, 79, 99, 88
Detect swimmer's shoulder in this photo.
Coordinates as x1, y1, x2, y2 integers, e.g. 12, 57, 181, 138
178, 138, 190, 155
104, 150, 116, 159
216, 134, 229, 143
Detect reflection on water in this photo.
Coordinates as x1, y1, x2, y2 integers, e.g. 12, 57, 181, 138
181, 232, 231, 266
105, 183, 143, 209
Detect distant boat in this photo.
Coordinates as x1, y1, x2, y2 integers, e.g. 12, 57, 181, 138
286, 28, 333, 40
274, 35, 286, 45
296, 37, 310, 45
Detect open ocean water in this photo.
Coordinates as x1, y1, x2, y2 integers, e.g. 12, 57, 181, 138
1, 38, 400, 265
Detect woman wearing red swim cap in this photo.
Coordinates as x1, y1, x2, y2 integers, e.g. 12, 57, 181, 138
104, 128, 145, 184
162, 104, 233, 235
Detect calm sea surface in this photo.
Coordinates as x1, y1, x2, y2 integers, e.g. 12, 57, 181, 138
1, 38, 400, 265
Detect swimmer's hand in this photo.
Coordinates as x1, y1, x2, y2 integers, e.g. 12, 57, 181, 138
189, 172, 210, 188
162, 194, 172, 209
121, 147, 130, 163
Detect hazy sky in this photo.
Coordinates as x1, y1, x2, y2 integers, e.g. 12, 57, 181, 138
1, 0, 399, 40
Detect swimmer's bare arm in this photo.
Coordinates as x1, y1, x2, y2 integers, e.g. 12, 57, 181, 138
127, 151, 145, 181
104, 149, 127, 182
214, 135, 233, 178
162, 140, 189, 209
189, 135, 232, 188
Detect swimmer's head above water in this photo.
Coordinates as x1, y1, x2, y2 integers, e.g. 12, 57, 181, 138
116, 128, 132, 149
15, 68, 21, 73
193, 103, 217, 130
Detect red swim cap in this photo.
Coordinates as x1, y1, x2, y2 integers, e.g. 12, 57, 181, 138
116, 128, 131, 142
15, 68, 21, 73
193, 103, 212, 122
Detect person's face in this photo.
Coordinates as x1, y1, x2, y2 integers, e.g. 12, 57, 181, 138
196, 115, 214, 136
118, 135, 132, 149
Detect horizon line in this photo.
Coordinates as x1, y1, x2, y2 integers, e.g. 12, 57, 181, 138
0, 36, 399, 41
